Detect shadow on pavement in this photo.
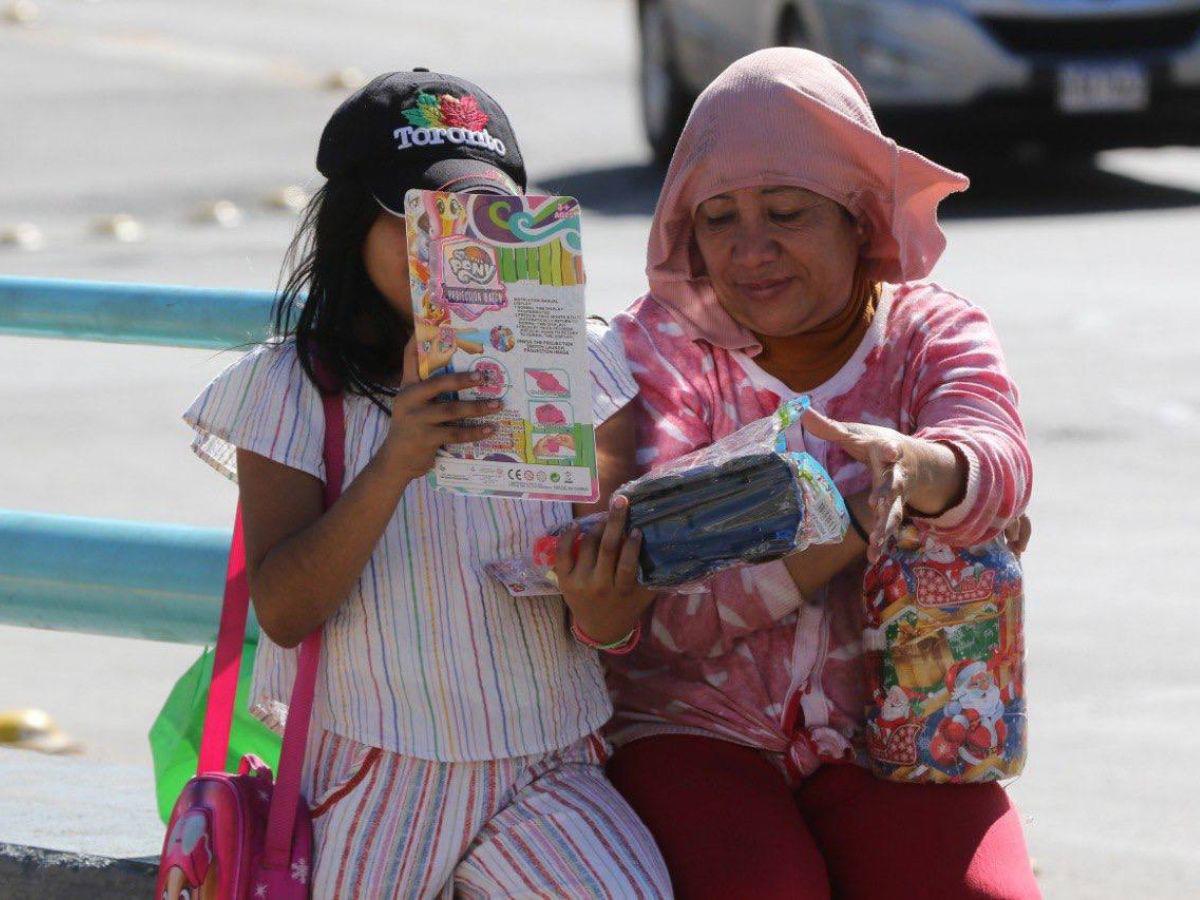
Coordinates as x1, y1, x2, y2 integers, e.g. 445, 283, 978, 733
539, 156, 1200, 221
942, 157, 1200, 219
536, 164, 663, 217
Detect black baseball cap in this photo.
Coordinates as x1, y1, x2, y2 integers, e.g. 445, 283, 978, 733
317, 68, 527, 213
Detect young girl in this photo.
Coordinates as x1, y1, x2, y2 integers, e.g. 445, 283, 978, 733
183, 69, 669, 898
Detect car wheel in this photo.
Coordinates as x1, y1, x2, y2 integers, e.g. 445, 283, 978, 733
639, 0, 693, 167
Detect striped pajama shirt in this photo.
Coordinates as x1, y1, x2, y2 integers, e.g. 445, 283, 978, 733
184, 323, 671, 898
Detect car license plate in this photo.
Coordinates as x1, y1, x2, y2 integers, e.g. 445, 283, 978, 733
1057, 62, 1149, 113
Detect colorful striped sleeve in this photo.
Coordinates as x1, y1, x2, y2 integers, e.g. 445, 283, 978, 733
586, 319, 639, 425
181, 340, 325, 483
902, 289, 1032, 546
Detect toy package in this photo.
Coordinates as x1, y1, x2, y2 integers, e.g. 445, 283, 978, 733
405, 189, 599, 502
862, 527, 1027, 784
487, 397, 849, 595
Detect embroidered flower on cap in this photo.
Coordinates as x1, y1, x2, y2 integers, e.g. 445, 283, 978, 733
403, 91, 490, 132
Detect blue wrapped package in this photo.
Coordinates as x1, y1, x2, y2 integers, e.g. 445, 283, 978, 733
624, 450, 841, 587
488, 397, 849, 594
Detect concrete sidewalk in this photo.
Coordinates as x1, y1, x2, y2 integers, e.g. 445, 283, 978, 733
0, 748, 160, 895
0, 748, 162, 857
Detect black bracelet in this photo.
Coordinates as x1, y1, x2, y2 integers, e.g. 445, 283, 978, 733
846, 505, 870, 545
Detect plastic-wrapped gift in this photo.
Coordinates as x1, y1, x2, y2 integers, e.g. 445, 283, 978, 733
621, 448, 841, 588
488, 397, 848, 594
861, 527, 1026, 784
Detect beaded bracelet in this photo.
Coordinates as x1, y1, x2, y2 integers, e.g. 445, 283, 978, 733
571, 621, 643, 655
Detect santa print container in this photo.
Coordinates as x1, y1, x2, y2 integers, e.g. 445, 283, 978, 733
861, 528, 1026, 783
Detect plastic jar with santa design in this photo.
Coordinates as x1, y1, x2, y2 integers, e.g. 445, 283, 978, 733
860, 525, 1026, 784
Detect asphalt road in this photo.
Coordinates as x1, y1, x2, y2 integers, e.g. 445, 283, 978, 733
2, 1, 1199, 896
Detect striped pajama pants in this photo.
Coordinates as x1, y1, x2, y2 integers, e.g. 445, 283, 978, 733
302, 729, 672, 899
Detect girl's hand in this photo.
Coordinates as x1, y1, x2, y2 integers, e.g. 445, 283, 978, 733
803, 408, 967, 562
378, 339, 500, 483
555, 495, 657, 646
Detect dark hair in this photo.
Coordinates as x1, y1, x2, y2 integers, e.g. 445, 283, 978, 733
271, 177, 409, 414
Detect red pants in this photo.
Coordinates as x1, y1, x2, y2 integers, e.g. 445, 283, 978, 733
608, 735, 1040, 899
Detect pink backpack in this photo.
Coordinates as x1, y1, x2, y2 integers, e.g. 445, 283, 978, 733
156, 379, 344, 899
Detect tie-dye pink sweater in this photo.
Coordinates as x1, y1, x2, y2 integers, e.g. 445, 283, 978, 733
606, 281, 1031, 778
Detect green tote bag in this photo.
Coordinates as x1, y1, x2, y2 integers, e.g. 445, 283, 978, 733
148, 639, 281, 822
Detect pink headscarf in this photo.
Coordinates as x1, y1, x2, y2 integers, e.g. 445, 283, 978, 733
645, 47, 969, 352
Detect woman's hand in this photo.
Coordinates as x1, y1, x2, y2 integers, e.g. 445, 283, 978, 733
803, 408, 967, 562
1005, 515, 1032, 557
555, 495, 657, 646
378, 339, 500, 484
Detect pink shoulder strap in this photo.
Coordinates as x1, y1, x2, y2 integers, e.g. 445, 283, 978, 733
195, 504, 249, 774
263, 381, 344, 866
197, 358, 346, 866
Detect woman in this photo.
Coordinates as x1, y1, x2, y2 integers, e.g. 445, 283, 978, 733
556, 49, 1039, 898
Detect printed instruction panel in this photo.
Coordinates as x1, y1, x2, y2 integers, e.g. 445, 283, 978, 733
405, 189, 597, 501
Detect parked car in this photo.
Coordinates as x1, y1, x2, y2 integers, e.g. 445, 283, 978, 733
637, 0, 1200, 162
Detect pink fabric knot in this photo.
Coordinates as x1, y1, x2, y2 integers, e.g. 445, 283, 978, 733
784, 726, 856, 784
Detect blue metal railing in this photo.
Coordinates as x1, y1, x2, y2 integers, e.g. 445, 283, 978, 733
0, 511, 252, 644
0, 275, 274, 349
0, 275, 272, 643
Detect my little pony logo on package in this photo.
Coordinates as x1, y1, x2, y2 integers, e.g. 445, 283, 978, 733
861, 527, 1026, 784
410, 189, 508, 321
436, 236, 507, 318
